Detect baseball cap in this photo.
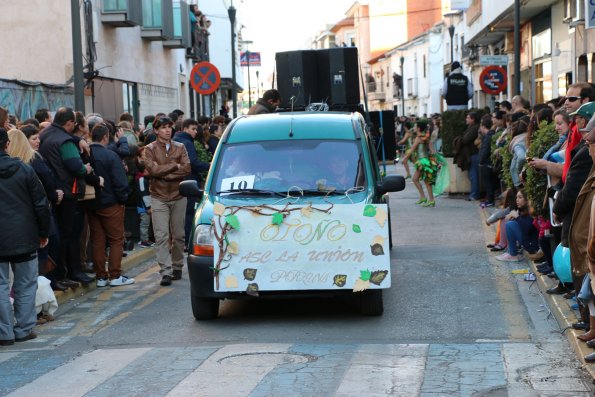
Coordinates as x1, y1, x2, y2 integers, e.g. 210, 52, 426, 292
451, 61, 461, 70
569, 101, 595, 120
580, 112, 595, 132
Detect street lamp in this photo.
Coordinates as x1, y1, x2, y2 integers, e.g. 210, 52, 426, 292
400, 55, 405, 117
448, 24, 455, 64
444, 11, 459, 64
228, 4, 237, 118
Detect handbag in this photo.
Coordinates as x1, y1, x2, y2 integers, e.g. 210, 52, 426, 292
78, 183, 96, 201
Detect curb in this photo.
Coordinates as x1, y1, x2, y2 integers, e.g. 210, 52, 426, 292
53, 246, 156, 306
479, 206, 595, 380
529, 260, 595, 379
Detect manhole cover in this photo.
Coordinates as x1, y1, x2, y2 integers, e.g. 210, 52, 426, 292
218, 352, 316, 367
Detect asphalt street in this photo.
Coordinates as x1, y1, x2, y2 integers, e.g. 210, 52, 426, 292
1, 163, 594, 396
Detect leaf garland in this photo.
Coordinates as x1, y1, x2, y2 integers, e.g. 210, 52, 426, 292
211, 202, 334, 290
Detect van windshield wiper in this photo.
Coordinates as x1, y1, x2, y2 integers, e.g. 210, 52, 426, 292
216, 188, 287, 198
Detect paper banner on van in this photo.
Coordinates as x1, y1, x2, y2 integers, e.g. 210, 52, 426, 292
213, 203, 391, 292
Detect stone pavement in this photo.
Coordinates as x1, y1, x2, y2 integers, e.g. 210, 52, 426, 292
479, 206, 595, 382
1, 342, 592, 396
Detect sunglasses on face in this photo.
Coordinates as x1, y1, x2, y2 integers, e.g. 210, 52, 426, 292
566, 96, 582, 102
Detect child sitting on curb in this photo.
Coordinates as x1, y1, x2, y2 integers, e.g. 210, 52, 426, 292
496, 189, 539, 262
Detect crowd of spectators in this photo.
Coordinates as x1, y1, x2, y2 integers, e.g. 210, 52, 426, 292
448, 82, 595, 362
0, 106, 230, 342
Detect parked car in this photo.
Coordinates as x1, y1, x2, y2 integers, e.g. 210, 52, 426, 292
180, 112, 405, 319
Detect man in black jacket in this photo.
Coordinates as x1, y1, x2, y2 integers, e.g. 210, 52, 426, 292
39, 107, 94, 286
0, 128, 50, 345
478, 115, 496, 206
85, 124, 133, 288
442, 62, 473, 110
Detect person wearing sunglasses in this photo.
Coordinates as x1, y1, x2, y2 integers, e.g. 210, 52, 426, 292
561, 83, 595, 184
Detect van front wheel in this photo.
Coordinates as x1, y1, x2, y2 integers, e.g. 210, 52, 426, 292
359, 289, 383, 316
191, 294, 220, 320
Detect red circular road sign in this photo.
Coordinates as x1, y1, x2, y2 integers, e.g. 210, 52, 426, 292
479, 66, 507, 95
190, 62, 221, 95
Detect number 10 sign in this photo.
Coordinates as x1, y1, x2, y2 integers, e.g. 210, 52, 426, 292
221, 175, 255, 191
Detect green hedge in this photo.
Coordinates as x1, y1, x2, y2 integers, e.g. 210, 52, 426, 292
525, 121, 558, 217
441, 108, 486, 157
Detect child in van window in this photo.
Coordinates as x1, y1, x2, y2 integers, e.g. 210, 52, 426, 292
486, 187, 518, 252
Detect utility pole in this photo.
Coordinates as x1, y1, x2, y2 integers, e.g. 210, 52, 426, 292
71, 0, 85, 112
228, 4, 237, 118
400, 56, 405, 117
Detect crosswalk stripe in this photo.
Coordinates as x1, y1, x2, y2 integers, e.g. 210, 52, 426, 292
335, 344, 428, 397
166, 344, 292, 397
7, 348, 150, 397
0, 352, 19, 365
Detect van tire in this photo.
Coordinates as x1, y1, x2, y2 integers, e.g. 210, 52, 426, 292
191, 294, 220, 320
360, 289, 383, 316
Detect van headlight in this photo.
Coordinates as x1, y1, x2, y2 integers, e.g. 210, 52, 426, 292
192, 224, 214, 256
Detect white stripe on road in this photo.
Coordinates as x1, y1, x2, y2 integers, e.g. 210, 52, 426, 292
7, 348, 150, 397
335, 344, 428, 397
166, 343, 292, 397
0, 352, 20, 364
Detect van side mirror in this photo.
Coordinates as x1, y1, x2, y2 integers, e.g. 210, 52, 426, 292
377, 175, 406, 194
179, 180, 204, 199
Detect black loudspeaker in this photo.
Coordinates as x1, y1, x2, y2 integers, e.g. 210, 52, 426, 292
369, 110, 396, 161
275, 50, 319, 108
317, 47, 360, 107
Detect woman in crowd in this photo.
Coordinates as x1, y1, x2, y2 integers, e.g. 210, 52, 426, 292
7, 128, 68, 291
410, 120, 438, 207
495, 189, 539, 262
528, 109, 569, 186
509, 115, 530, 188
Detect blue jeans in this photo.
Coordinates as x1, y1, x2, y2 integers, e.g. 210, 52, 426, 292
469, 154, 479, 199
505, 221, 538, 256
0, 257, 38, 340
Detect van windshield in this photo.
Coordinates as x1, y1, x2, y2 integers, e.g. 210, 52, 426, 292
212, 140, 367, 195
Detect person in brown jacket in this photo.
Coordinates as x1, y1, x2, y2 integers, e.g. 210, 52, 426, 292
575, 128, 595, 361
142, 116, 191, 286
247, 89, 281, 115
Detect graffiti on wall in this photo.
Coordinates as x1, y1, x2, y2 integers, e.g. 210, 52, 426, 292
0, 79, 74, 120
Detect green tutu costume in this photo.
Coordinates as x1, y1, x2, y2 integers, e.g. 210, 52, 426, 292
412, 138, 449, 191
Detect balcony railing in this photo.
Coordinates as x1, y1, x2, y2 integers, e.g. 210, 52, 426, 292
164, 1, 191, 48
101, 0, 142, 27
141, 0, 174, 41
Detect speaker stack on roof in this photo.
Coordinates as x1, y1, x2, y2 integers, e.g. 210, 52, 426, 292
275, 47, 360, 111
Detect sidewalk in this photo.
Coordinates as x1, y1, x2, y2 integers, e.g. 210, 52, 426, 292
480, 206, 595, 380
52, 246, 156, 306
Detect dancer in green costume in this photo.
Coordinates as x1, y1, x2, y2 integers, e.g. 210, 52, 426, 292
411, 120, 440, 207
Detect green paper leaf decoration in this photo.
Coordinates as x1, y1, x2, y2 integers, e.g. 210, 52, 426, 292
225, 214, 240, 230
272, 212, 284, 225
360, 269, 372, 281
352, 224, 361, 233
363, 205, 377, 217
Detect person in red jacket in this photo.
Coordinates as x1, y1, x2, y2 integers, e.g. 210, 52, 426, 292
562, 83, 594, 182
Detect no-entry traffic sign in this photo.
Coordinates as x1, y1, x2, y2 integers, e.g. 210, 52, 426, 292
190, 62, 221, 95
479, 65, 507, 95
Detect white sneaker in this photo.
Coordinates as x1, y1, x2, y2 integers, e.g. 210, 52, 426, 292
96, 278, 109, 287
109, 275, 135, 286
